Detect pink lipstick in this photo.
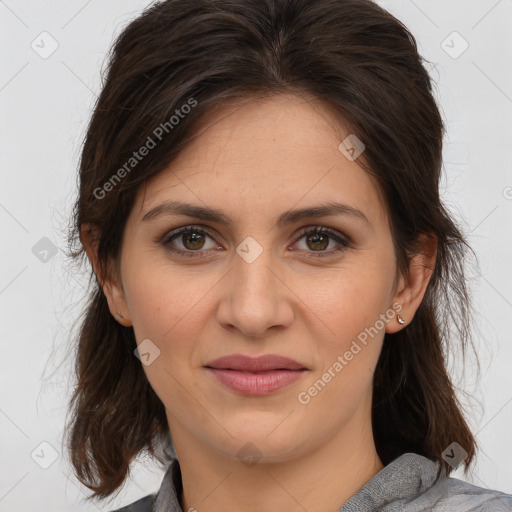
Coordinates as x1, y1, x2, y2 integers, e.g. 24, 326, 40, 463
204, 354, 308, 395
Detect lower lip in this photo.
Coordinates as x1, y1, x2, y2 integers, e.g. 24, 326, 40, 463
206, 368, 307, 395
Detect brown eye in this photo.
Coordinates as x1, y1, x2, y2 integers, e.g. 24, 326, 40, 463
160, 225, 349, 259
181, 231, 206, 250
305, 231, 329, 251
162, 226, 219, 256
294, 226, 350, 257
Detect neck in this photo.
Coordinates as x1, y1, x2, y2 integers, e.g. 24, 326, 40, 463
169, 408, 384, 512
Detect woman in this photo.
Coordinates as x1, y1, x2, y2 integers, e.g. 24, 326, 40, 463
64, 0, 512, 510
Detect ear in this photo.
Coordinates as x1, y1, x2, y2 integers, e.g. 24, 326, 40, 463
386, 232, 437, 334
80, 223, 132, 327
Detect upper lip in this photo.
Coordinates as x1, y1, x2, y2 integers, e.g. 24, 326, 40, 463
204, 354, 308, 372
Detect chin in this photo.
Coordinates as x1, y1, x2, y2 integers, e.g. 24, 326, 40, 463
210, 424, 310, 465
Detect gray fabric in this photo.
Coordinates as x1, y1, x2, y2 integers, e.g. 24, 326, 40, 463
113, 494, 156, 512
340, 453, 512, 511
110, 452, 512, 511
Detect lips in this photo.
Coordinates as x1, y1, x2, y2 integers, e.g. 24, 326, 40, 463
204, 354, 308, 372
204, 354, 309, 395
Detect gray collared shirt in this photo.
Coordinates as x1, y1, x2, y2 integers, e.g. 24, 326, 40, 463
111, 452, 512, 511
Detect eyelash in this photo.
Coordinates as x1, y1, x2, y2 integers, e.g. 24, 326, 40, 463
159, 225, 350, 259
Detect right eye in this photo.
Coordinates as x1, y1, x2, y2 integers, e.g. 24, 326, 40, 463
160, 225, 222, 257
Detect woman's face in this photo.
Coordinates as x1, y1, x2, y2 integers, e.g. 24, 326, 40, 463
112, 94, 406, 463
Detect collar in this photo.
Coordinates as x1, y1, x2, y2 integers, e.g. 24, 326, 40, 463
340, 452, 442, 511
154, 456, 183, 512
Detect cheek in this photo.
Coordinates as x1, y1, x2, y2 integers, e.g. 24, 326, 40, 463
123, 261, 224, 407
124, 264, 214, 414
124, 257, 212, 342
298, 266, 393, 396
300, 276, 388, 416
300, 265, 391, 336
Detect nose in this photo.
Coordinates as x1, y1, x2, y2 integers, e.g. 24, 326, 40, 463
216, 243, 294, 339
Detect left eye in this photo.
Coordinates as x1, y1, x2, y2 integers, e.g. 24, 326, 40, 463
160, 225, 349, 257
294, 226, 349, 255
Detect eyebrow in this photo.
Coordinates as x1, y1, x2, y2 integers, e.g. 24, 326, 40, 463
141, 199, 371, 228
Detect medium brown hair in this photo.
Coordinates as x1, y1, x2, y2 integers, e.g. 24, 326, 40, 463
64, 0, 480, 501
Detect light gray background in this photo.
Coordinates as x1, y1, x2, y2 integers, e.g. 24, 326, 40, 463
1, 0, 511, 510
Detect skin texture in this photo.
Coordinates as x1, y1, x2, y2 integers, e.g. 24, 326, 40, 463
83, 94, 437, 512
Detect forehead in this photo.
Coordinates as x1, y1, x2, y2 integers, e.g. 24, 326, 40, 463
132, 94, 388, 228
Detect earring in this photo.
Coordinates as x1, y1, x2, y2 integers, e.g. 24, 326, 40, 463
397, 315, 405, 325
117, 312, 125, 320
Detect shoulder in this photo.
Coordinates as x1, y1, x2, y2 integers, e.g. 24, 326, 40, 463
424, 475, 512, 511
108, 493, 157, 512
108, 458, 181, 512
